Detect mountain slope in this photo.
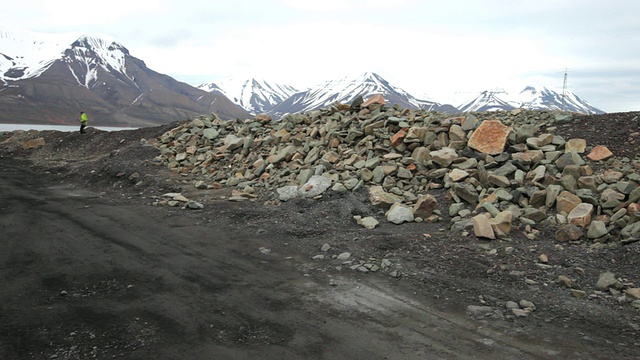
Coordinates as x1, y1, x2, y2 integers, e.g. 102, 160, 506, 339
267, 72, 457, 117
457, 86, 604, 114
512, 86, 604, 114
0, 28, 250, 126
457, 91, 517, 112
209, 72, 457, 118
198, 78, 299, 115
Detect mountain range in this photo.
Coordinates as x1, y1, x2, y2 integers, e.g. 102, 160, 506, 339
455, 86, 604, 114
0, 28, 604, 127
198, 72, 459, 118
199, 74, 604, 117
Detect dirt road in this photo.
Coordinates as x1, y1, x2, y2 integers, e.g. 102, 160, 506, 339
0, 157, 633, 359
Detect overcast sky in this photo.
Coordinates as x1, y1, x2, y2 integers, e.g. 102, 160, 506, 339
2, 0, 638, 112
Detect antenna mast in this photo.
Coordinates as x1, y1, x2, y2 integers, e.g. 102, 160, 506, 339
561, 68, 568, 111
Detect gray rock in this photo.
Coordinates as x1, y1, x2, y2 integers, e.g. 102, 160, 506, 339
596, 272, 619, 290
332, 183, 348, 192
466, 305, 497, 319
452, 182, 479, 205
186, 201, 204, 209
195, 181, 208, 189
224, 134, 245, 151
359, 216, 379, 229
386, 203, 415, 224
556, 152, 585, 170
277, 186, 300, 201
297, 169, 314, 185
430, 147, 458, 167
554, 114, 573, 123
493, 162, 518, 177
300, 175, 333, 198
487, 173, 510, 188
515, 123, 538, 143
372, 166, 386, 184
449, 203, 467, 216
587, 220, 609, 239
505, 301, 520, 310
545, 185, 563, 208
621, 221, 640, 239
202, 128, 219, 140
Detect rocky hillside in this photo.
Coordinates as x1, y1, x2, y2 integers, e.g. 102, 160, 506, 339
2, 99, 639, 331
151, 98, 640, 252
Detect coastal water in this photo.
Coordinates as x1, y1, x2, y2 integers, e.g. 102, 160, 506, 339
0, 124, 138, 132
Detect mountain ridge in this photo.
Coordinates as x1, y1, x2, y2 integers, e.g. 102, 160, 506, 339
197, 78, 300, 115
205, 72, 459, 117
456, 86, 604, 114
200, 71, 604, 117
0, 28, 251, 126
1, 28, 605, 127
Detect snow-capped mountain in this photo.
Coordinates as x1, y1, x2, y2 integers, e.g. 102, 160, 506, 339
457, 86, 604, 114
265, 72, 457, 118
0, 27, 249, 126
511, 86, 604, 114
0, 27, 83, 80
198, 78, 299, 115
457, 90, 517, 112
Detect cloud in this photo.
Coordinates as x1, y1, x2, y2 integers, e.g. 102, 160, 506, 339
149, 29, 194, 48
282, 0, 411, 11
1, 0, 639, 111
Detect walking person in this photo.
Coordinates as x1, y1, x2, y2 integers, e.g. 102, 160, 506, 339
79, 111, 88, 134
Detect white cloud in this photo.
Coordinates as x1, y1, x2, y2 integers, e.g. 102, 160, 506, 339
1, 0, 639, 111
282, 0, 410, 11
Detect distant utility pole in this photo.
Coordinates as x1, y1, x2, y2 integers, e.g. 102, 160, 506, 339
561, 68, 568, 111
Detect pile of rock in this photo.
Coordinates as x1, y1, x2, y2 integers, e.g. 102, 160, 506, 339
152, 98, 640, 244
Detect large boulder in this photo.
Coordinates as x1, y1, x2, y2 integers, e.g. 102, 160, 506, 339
467, 120, 510, 155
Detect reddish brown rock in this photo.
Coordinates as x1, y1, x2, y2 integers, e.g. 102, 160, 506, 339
556, 191, 582, 214
390, 130, 407, 147
587, 145, 613, 161
565, 138, 587, 153
254, 113, 272, 124
555, 224, 584, 242
413, 194, 438, 218
22, 137, 45, 149
567, 203, 594, 228
626, 288, 640, 300
467, 120, 510, 155
628, 202, 640, 214
473, 214, 495, 239
361, 94, 386, 108
369, 186, 403, 209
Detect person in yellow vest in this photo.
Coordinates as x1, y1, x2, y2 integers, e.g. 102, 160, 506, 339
79, 111, 88, 134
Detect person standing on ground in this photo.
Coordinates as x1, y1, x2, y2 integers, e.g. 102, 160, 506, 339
79, 111, 88, 134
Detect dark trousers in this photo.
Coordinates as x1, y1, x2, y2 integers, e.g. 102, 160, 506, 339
80, 124, 86, 134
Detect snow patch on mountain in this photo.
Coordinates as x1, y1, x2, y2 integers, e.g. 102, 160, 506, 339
65, 35, 131, 87
198, 78, 300, 114
0, 26, 129, 85
266, 72, 457, 117
458, 90, 516, 112
457, 86, 604, 114
0, 26, 79, 80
